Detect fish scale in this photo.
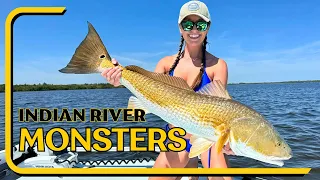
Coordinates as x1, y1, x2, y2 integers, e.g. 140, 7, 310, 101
121, 70, 247, 140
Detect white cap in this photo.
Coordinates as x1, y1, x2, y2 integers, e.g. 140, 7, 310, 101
178, 0, 211, 24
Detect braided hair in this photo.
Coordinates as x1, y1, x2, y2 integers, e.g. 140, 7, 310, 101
168, 35, 208, 89
168, 35, 185, 74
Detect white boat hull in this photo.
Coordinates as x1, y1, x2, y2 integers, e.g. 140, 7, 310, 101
1, 143, 265, 180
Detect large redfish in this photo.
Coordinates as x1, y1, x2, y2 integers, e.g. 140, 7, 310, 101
59, 22, 292, 166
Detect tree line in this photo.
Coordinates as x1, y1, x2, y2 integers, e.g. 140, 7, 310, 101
0, 80, 319, 93
0, 83, 124, 92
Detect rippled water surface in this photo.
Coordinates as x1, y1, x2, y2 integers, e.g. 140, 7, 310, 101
0, 82, 319, 179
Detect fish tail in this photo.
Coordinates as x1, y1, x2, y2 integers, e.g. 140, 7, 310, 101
59, 21, 115, 74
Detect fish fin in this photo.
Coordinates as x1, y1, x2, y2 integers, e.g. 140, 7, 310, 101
59, 22, 113, 74
127, 96, 150, 115
197, 80, 232, 99
215, 132, 230, 154
125, 65, 194, 92
189, 135, 214, 158
215, 123, 230, 154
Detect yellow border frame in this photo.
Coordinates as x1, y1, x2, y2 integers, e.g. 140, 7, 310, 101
5, 7, 312, 176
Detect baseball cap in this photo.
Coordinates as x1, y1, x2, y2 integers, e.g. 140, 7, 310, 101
178, 0, 211, 24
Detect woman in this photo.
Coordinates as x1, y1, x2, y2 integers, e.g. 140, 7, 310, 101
101, 1, 233, 179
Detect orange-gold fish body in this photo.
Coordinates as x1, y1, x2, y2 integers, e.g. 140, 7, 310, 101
59, 22, 292, 166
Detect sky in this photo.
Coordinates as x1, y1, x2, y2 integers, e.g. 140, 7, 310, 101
1, 0, 320, 85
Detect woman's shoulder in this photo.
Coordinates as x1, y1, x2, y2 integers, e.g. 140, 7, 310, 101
154, 54, 178, 73
206, 52, 227, 69
159, 54, 177, 64
205, 52, 228, 80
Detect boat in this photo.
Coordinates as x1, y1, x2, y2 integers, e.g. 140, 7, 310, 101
0, 143, 268, 180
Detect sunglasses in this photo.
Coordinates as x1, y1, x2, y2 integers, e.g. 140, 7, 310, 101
180, 20, 209, 32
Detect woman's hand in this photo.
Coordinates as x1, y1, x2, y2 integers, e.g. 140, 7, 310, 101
101, 58, 122, 87
223, 143, 235, 155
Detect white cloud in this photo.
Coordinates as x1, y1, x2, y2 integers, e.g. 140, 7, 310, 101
164, 41, 180, 46
114, 51, 167, 59
110, 51, 169, 71
216, 31, 229, 41
111, 55, 145, 65
225, 40, 320, 83
161, 31, 320, 83
11, 57, 105, 85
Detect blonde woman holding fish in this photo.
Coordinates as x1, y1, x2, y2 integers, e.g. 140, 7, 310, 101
102, 1, 234, 179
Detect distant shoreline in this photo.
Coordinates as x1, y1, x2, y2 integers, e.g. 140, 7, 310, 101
0, 83, 125, 93
0, 80, 319, 92
228, 80, 320, 85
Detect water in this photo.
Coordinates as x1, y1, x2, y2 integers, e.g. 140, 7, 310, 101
0, 82, 320, 179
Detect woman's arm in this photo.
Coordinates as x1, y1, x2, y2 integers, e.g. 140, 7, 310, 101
101, 56, 172, 86
206, 58, 233, 180
213, 58, 228, 88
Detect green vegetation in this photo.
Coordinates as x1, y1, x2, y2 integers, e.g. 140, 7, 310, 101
0, 80, 319, 93
228, 80, 320, 85
0, 83, 124, 92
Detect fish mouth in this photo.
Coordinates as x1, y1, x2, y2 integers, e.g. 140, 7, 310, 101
247, 152, 292, 166
249, 153, 292, 167
267, 148, 292, 161
268, 155, 292, 161
229, 140, 292, 167
266, 160, 285, 166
